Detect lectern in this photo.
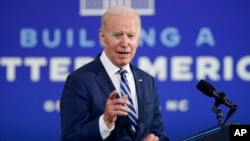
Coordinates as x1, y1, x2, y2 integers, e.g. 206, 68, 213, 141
177, 123, 239, 141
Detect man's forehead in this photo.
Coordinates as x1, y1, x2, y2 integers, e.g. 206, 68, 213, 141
107, 14, 138, 23
108, 27, 138, 34
106, 20, 139, 32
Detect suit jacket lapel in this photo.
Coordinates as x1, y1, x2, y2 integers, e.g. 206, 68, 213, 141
131, 65, 145, 117
94, 55, 116, 97
130, 65, 147, 139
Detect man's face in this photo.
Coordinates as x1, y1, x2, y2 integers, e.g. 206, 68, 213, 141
100, 14, 140, 68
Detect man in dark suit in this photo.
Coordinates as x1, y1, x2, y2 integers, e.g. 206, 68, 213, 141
60, 5, 169, 141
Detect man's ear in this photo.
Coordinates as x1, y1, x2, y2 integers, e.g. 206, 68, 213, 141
99, 29, 105, 46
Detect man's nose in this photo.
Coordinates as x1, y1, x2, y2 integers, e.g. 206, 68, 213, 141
120, 35, 129, 46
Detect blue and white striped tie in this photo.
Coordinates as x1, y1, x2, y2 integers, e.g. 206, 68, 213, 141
119, 69, 138, 133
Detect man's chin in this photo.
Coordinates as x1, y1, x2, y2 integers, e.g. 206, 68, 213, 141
117, 61, 130, 68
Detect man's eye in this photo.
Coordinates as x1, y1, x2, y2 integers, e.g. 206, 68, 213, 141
128, 35, 135, 38
114, 34, 121, 37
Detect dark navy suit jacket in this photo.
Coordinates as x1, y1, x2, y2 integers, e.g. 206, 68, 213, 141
60, 54, 169, 141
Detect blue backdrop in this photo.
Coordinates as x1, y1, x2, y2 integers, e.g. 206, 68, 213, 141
1, 0, 250, 141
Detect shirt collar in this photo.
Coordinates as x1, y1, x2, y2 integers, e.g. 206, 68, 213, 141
100, 51, 131, 76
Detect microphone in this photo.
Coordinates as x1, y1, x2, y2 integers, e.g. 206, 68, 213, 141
196, 80, 237, 111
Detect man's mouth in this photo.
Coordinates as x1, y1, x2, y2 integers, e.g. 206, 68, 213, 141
117, 52, 129, 55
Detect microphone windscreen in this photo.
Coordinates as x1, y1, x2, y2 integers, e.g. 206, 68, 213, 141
196, 80, 215, 97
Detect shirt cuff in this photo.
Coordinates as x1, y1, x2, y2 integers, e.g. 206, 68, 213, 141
99, 114, 115, 139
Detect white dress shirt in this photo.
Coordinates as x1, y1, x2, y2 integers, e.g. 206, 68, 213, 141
98, 51, 138, 139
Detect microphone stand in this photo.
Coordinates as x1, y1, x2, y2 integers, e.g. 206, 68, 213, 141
222, 107, 237, 126
211, 98, 223, 126
211, 92, 238, 127
216, 109, 223, 126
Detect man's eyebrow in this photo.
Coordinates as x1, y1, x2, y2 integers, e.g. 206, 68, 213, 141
112, 31, 121, 33
111, 30, 137, 35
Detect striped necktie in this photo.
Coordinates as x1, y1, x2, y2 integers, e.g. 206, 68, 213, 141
119, 69, 138, 133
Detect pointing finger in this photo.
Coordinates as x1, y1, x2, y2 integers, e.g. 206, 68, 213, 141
108, 90, 118, 100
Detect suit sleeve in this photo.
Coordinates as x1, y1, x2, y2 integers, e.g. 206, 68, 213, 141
60, 73, 103, 141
